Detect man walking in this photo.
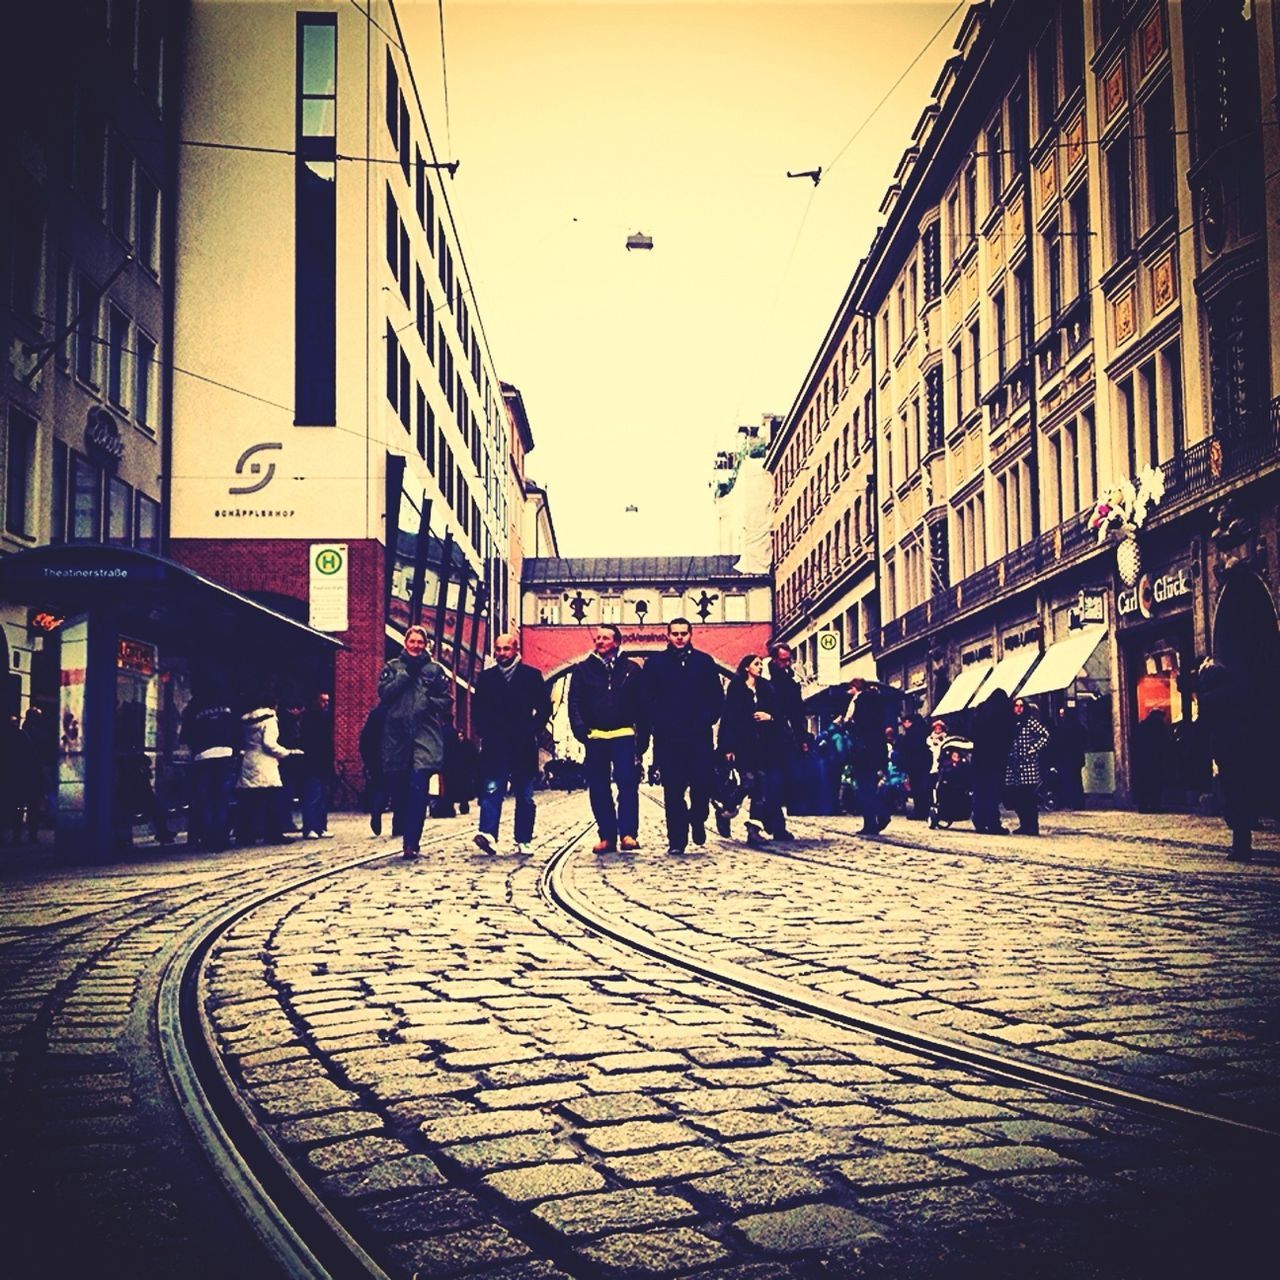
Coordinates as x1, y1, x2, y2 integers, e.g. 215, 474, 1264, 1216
843, 677, 890, 835
568, 624, 646, 853
766, 642, 804, 836
640, 618, 724, 854
472, 633, 552, 856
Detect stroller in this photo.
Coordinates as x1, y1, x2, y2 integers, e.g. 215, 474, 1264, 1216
928, 736, 974, 829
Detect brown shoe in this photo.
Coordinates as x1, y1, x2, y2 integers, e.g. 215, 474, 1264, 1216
619, 835, 639, 852
592, 838, 616, 854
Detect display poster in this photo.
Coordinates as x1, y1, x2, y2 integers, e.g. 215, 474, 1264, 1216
309, 543, 349, 632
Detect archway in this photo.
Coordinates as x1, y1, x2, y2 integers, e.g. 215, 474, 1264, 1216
1211, 567, 1280, 676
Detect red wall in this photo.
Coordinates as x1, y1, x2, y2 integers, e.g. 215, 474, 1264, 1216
170, 537, 385, 791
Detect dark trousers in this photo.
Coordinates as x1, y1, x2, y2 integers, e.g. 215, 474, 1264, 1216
401, 767, 435, 852
1005, 784, 1039, 834
479, 762, 538, 843
235, 787, 284, 843
301, 775, 329, 834
971, 766, 1004, 832
656, 738, 714, 850
190, 757, 234, 850
585, 738, 640, 842
746, 764, 786, 834
908, 768, 932, 818
851, 765, 882, 830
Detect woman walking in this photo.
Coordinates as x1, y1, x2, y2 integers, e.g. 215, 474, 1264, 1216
970, 688, 1015, 834
717, 654, 788, 845
378, 625, 453, 859
1004, 697, 1051, 835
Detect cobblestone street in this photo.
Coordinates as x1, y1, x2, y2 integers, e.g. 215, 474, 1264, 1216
2, 794, 1277, 1277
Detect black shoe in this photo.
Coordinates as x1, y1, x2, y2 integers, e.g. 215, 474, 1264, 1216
859, 825, 878, 836
667, 846, 686, 855
370, 813, 382, 836
715, 813, 731, 838
745, 821, 769, 845
770, 827, 794, 840
690, 821, 706, 845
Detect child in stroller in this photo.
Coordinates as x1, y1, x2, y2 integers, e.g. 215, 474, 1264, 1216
929, 736, 974, 829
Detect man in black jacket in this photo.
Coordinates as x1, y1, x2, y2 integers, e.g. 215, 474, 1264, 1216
568, 624, 647, 852
180, 683, 238, 851
472, 633, 551, 856
640, 618, 724, 854
766, 642, 804, 836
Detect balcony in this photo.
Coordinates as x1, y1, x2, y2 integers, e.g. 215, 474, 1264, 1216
1160, 397, 1280, 507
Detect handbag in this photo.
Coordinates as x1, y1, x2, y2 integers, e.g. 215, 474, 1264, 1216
713, 760, 748, 817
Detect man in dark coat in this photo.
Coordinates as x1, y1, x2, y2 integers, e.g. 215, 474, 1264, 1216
767, 642, 806, 826
1197, 657, 1265, 860
640, 618, 725, 854
843, 678, 890, 834
970, 687, 1015, 834
472, 633, 551, 856
1048, 706, 1087, 807
180, 684, 238, 851
299, 691, 335, 838
568, 624, 647, 853
895, 712, 932, 819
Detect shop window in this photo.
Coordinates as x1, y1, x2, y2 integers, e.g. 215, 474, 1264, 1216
135, 492, 160, 553
107, 475, 133, 547
5, 407, 38, 538
70, 453, 102, 542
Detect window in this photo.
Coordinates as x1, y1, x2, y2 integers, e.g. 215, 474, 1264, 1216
71, 453, 102, 542
399, 225, 410, 304
51, 440, 67, 543
1014, 261, 1032, 362
416, 383, 426, 457
134, 329, 156, 429
138, 0, 165, 109
11, 179, 45, 322
399, 351, 410, 431
922, 222, 941, 303
963, 159, 977, 243
946, 191, 960, 269
5, 408, 37, 538
1106, 130, 1133, 262
75, 98, 104, 210
1143, 78, 1176, 228
386, 321, 398, 409
385, 49, 399, 143
399, 99, 410, 184
107, 305, 129, 408
969, 321, 981, 406
296, 14, 337, 424
1035, 24, 1058, 137
1061, 0, 1084, 93
136, 170, 160, 274
925, 366, 944, 451
136, 492, 160, 553
987, 116, 1004, 205
1008, 82, 1028, 173
108, 133, 133, 243
425, 401, 436, 474
107, 476, 133, 547
1069, 186, 1090, 301
75, 277, 101, 386
1044, 223, 1062, 322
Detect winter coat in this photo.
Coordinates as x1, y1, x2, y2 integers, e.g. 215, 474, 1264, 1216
1004, 714, 1051, 787
568, 653, 646, 746
639, 645, 724, 764
717, 678, 786, 774
181, 699, 238, 761
378, 653, 454, 774
358, 704, 386, 778
299, 704, 334, 779
236, 708, 295, 789
971, 689, 1015, 779
766, 663, 806, 745
472, 660, 552, 774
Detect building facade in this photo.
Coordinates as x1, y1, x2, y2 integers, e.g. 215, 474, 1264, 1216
771, 0, 1280, 806
766, 281, 880, 707
167, 0, 514, 771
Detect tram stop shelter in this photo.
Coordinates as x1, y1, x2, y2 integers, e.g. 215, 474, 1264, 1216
0, 544, 342, 862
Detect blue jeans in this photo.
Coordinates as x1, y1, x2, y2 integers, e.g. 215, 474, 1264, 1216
478, 764, 538, 844
585, 738, 640, 841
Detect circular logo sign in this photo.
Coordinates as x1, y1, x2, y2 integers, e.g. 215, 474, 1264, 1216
818, 632, 838, 651
314, 548, 344, 575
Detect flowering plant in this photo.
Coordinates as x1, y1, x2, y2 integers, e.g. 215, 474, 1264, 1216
1087, 466, 1166, 543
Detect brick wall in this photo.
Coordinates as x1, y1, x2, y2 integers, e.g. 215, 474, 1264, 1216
171, 537, 385, 801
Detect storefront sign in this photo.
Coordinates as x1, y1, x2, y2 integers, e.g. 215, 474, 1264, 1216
117, 635, 157, 676
85, 407, 125, 469
309, 543, 349, 632
29, 608, 65, 632
1076, 590, 1106, 623
1117, 564, 1193, 622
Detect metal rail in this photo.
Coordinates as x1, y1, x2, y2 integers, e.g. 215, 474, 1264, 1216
542, 828, 1280, 1148
155, 842, 416, 1280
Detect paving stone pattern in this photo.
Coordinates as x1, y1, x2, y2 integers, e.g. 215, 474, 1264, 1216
577, 802, 1280, 1128
200, 797, 1276, 1279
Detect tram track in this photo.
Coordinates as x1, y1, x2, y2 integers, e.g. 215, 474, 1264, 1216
145, 800, 1277, 1279
542, 825, 1280, 1149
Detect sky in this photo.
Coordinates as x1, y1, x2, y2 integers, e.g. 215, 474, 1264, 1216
400, 0, 965, 556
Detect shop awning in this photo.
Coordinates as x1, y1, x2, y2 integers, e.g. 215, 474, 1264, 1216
0, 544, 344, 651
1017, 626, 1107, 698
984, 645, 1043, 697
930, 661, 992, 716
